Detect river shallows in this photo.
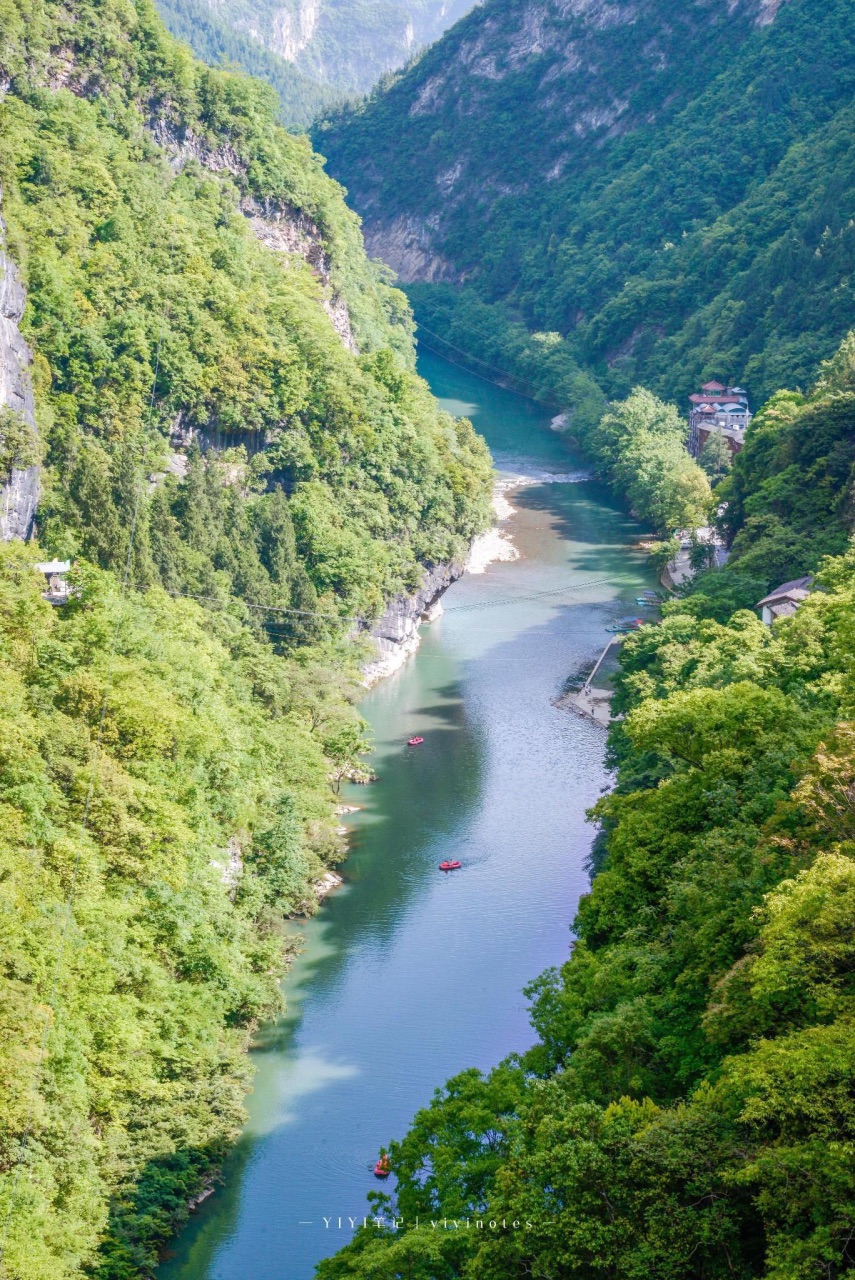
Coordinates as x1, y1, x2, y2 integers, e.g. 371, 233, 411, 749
158, 350, 654, 1280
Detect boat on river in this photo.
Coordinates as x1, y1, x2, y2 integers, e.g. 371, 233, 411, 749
439, 860, 462, 871
374, 1156, 391, 1178
606, 618, 644, 634
407, 736, 424, 746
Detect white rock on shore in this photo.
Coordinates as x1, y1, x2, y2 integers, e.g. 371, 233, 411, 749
466, 527, 519, 574
493, 475, 521, 519
465, 474, 522, 574
188, 1185, 215, 1211
362, 559, 464, 686
315, 870, 343, 900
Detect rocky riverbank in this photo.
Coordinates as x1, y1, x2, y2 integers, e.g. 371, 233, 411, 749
362, 559, 466, 685
361, 474, 519, 683
362, 466, 592, 683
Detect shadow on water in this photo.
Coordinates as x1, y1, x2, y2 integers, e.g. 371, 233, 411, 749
248, 681, 488, 1061
512, 482, 653, 584
312, 685, 484, 945
155, 1135, 255, 1272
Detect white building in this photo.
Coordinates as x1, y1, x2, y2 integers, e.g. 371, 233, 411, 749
35, 559, 72, 604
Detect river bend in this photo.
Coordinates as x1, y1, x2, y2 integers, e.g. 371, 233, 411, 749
159, 349, 653, 1280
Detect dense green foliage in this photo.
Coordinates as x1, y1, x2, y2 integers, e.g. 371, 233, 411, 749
0, 0, 491, 625
320, 0, 855, 409
152, 0, 343, 130
3, 0, 853, 1273
698, 429, 733, 486
581, 389, 711, 536
0, 0, 492, 1275
316, 372, 855, 1278
0, 543, 366, 1280
716, 333, 855, 588
0, 406, 40, 477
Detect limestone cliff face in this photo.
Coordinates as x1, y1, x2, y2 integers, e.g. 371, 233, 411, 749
243, 195, 358, 351
362, 559, 464, 684
0, 199, 40, 542
146, 116, 358, 352
362, 215, 462, 287
190, 0, 475, 95
267, 0, 320, 61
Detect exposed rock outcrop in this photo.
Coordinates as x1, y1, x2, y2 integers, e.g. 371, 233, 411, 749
757, 0, 789, 25
210, 836, 243, 898
145, 119, 357, 351
268, 0, 321, 61
362, 559, 465, 685
243, 195, 357, 351
0, 197, 40, 542
0, 461, 40, 541
314, 869, 343, 900
362, 215, 462, 286
146, 113, 245, 177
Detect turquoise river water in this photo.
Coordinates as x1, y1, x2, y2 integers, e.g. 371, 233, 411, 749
158, 348, 654, 1280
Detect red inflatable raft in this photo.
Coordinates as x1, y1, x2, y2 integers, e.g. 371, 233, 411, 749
439, 860, 462, 871
407, 736, 424, 746
374, 1156, 391, 1178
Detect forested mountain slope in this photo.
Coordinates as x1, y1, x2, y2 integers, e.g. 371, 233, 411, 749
160, 0, 477, 98
715, 332, 855, 588
317, 332, 855, 1280
0, 1, 491, 1275
152, 0, 343, 128
318, 0, 855, 406
0, 0, 491, 618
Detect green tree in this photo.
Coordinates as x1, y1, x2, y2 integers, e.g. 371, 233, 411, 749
591, 389, 712, 534
0, 406, 39, 476
245, 793, 311, 912
699, 429, 733, 484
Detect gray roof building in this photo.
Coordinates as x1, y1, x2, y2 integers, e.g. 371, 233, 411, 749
756, 576, 813, 625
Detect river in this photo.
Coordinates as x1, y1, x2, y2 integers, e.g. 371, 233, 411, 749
158, 349, 654, 1280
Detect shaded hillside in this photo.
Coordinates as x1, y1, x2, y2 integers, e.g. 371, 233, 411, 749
0, 1, 491, 1275
318, 0, 855, 405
